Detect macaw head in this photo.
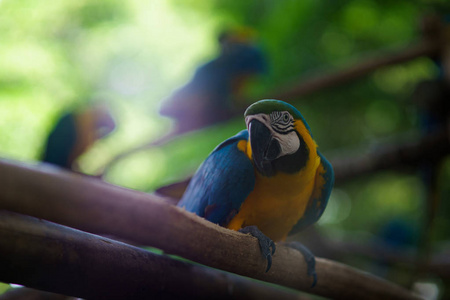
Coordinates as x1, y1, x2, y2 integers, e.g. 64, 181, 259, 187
244, 99, 315, 177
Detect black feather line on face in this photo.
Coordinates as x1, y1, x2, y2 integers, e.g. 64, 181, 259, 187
271, 125, 295, 135
272, 131, 309, 174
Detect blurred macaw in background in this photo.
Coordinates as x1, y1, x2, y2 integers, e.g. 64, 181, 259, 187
160, 28, 267, 135
95, 28, 268, 174
177, 99, 334, 286
42, 104, 116, 171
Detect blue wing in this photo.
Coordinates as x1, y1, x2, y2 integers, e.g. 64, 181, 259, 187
288, 150, 334, 235
177, 130, 255, 226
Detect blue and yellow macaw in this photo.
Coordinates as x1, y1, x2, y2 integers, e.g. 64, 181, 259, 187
177, 99, 334, 286
42, 105, 116, 171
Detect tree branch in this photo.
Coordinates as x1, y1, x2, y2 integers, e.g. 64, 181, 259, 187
0, 210, 305, 300
0, 159, 423, 300
333, 127, 450, 184
0, 288, 74, 300
293, 226, 450, 280
268, 39, 439, 101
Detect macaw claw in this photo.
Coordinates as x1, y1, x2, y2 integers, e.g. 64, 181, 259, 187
239, 225, 276, 272
285, 241, 317, 288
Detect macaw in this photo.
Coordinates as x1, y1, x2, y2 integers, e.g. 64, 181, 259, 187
160, 28, 267, 134
177, 99, 334, 286
42, 105, 115, 170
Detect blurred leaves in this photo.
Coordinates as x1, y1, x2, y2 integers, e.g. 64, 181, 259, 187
0, 0, 216, 165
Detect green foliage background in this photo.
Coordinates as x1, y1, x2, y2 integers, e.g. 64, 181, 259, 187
1, 0, 450, 286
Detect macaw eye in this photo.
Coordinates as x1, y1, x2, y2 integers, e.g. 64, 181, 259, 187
270, 111, 294, 134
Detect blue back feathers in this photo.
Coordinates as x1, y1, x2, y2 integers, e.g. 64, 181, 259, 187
178, 130, 255, 226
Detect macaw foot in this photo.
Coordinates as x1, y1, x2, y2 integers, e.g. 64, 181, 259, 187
285, 241, 317, 288
239, 225, 276, 272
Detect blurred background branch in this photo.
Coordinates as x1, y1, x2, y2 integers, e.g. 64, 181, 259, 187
333, 126, 450, 184
268, 38, 440, 102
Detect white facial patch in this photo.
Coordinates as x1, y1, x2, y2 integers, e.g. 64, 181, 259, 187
246, 112, 300, 159
276, 130, 300, 156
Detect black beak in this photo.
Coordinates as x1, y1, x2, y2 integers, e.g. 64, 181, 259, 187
249, 119, 281, 177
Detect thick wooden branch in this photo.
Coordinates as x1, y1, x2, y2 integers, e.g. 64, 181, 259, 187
0, 159, 423, 300
0, 287, 73, 300
0, 210, 305, 300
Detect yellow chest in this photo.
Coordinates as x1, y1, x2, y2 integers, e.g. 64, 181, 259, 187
227, 140, 320, 241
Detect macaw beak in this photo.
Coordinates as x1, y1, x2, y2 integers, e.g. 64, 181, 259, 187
249, 119, 281, 177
